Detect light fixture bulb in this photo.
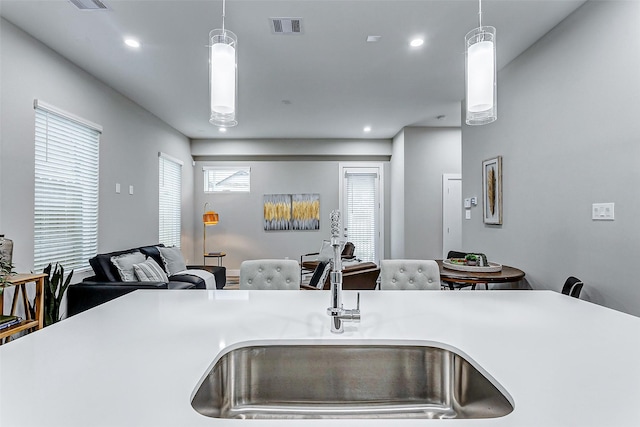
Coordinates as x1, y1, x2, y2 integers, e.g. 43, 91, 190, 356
465, 26, 496, 125
209, 0, 238, 128
124, 38, 140, 48
363, 126, 371, 132
410, 38, 424, 47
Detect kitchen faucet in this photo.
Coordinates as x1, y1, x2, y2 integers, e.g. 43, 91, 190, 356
326, 210, 360, 333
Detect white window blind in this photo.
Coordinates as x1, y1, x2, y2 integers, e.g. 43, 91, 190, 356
345, 172, 378, 263
159, 153, 182, 248
34, 102, 100, 272
203, 166, 250, 192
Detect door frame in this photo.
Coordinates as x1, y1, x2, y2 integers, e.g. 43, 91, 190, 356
442, 173, 462, 259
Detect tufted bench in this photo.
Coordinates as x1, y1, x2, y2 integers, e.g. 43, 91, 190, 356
239, 259, 301, 290
379, 260, 440, 290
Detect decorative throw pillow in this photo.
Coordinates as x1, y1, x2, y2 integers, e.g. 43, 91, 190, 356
133, 258, 169, 282
317, 240, 334, 262
158, 246, 187, 276
110, 251, 146, 282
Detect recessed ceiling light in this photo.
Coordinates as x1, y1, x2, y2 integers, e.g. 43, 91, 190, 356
363, 126, 372, 133
410, 38, 424, 47
218, 127, 227, 133
366, 35, 382, 43
124, 38, 141, 48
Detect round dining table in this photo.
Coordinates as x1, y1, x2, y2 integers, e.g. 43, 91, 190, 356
436, 259, 525, 290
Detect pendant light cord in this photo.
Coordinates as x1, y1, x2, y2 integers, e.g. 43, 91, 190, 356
478, 0, 483, 29
222, 0, 226, 34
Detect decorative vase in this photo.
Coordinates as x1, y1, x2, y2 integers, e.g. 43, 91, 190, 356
0, 234, 13, 266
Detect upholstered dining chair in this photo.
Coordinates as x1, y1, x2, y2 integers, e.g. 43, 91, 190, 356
239, 259, 301, 290
379, 260, 440, 290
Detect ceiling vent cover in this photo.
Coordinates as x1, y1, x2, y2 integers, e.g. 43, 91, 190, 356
69, 0, 108, 10
270, 18, 303, 34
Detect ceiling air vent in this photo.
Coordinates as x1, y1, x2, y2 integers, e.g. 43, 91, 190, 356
270, 18, 303, 35
69, 0, 108, 11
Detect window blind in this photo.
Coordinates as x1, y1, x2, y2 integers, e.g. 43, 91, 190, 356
203, 166, 250, 192
345, 172, 377, 263
159, 153, 182, 248
34, 104, 100, 272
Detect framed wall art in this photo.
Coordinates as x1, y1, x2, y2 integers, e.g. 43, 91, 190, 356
482, 156, 502, 225
263, 193, 320, 231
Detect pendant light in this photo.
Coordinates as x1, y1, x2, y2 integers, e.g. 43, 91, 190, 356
209, 0, 238, 127
465, 0, 496, 125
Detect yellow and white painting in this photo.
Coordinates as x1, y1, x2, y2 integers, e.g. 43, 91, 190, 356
264, 194, 320, 231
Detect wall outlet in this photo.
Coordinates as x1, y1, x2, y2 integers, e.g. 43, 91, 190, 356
592, 202, 614, 220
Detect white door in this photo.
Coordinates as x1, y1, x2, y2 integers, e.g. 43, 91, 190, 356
339, 163, 384, 264
442, 174, 462, 258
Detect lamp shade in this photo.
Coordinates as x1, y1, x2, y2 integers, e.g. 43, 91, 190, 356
465, 26, 497, 125
203, 211, 219, 225
209, 29, 237, 127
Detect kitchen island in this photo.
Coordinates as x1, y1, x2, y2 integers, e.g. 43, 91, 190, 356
1, 289, 639, 426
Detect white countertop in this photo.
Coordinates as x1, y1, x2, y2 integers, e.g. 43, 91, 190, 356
1, 289, 639, 427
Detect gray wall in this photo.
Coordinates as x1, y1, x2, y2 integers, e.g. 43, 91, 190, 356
194, 160, 341, 271
0, 18, 195, 275
192, 138, 393, 271
462, 1, 640, 316
400, 127, 462, 259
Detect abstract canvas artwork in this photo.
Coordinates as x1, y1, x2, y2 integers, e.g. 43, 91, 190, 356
264, 193, 320, 231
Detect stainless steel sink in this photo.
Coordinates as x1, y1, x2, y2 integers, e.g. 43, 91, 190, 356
191, 341, 513, 419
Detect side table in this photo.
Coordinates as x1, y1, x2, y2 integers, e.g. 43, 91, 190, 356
0, 273, 46, 344
204, 252, 226, 267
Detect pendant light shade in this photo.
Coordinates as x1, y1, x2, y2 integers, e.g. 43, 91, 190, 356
209, 0, 237, 128
465, 0, 497, 125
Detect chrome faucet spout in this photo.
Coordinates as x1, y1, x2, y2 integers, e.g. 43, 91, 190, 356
326, 210, 360, 333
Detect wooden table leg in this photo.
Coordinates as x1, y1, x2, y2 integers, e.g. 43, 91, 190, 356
34, 277, 44, 330
9, 284, 21, 316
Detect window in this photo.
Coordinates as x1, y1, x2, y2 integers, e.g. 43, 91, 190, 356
204, 166, 250, 193
339, 164, 384, 264
159, 153, 182, 248
34, 100, 101, 272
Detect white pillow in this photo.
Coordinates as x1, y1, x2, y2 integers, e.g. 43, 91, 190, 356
158, 246, 187, 276
111, 251, 146, 282
317, 240, 334, 262
317, 240, 345, 262
133, 258, 169, 282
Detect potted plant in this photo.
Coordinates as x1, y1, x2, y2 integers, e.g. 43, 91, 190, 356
40, 263, 74, 326
0, 259, 15, 295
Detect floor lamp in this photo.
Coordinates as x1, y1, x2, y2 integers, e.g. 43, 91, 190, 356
203, 202, 219, 263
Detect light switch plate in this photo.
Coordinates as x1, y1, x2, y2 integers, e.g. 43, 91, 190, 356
592, 203, 614, 220
115, 183, 121, 194
465, 210, 471, 220
129, 185, 134, 195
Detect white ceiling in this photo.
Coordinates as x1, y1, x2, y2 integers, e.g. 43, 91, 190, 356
0, 0, 586, 140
